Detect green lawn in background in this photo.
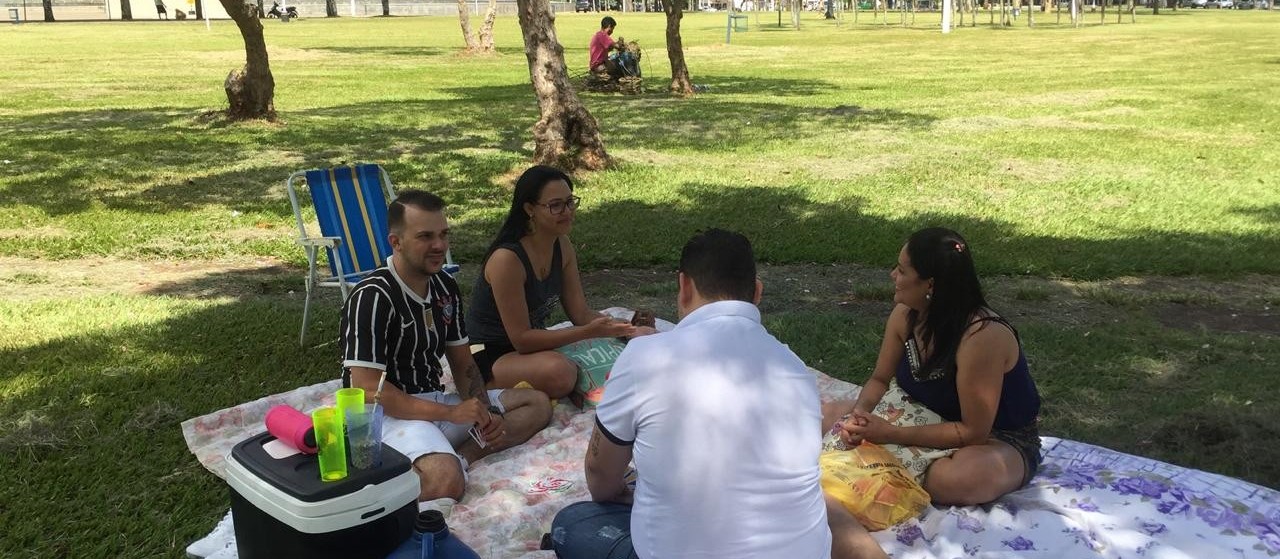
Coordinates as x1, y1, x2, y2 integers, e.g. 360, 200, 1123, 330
1, 10, 1277, 276
1, 10, 1278, 558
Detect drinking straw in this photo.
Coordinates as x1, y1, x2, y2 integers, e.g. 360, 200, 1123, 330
371, 371, 388, 414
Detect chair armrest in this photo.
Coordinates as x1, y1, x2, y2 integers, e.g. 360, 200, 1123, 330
298, 237, 341, 248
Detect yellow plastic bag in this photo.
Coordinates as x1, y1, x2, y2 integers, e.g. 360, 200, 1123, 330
819, 443, 931, 531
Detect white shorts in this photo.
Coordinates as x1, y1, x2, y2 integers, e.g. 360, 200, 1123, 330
381, 389, 506, 466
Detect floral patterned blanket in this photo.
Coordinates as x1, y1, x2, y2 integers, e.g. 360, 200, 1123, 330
182, 312, 1280, 558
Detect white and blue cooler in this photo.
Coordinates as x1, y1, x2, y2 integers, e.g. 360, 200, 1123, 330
225, 431, 419, 559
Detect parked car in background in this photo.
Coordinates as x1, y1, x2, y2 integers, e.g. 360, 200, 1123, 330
1213, 0, 1233, 7
576, 0, 591, 11
1185, 0, 1209, 7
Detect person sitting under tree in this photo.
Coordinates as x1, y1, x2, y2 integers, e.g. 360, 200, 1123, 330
589, 16, 620, 75
588, 16, 639, 80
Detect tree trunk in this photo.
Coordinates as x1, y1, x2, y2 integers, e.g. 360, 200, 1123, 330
42, 0, 54, 20
514, 0, 612, 170
791, 0, 801, 28
256, 0, 264, 16
1100, 0, 1105, 22
663, 0, 694, 95
119, 0, 131, 20
326, 0, 338, 17
479, 0, 498, 52
457, 0, 480, 51
1152, 0, 1159, 13
382, 0, 390, 15
218, 0, 277, 120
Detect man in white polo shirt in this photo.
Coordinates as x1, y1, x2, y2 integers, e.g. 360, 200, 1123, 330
548, 229, 886, 559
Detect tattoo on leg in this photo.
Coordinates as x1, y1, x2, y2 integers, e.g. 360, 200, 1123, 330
589, 429, 601, 458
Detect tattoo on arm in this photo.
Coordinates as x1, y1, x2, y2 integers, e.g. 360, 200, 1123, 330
462, 362, 490, 404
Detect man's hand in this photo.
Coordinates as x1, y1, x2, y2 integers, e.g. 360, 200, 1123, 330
478, 409, 504, 443
449, 397, 490, 426
451, 398, 505, 443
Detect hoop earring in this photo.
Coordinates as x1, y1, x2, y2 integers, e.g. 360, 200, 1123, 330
926, 293, 932, 301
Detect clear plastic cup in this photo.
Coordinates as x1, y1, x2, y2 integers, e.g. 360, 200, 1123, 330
345, 404, 384, 470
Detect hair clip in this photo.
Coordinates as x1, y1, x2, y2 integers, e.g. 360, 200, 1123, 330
955, 242, 966, 253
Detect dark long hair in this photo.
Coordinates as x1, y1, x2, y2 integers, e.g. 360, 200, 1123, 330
484, 165, 574, 260
907, 227, 989, 376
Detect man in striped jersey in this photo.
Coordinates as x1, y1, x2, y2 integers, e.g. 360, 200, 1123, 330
341, 190, 552, 505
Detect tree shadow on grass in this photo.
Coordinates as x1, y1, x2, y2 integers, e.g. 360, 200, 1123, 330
562, 182, 1280, 277
1230, 203, 1280, 225
0, 283, 342, 558
0, 75, 932, 217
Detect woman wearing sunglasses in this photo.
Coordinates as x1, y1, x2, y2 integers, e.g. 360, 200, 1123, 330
466, 165, 649, 398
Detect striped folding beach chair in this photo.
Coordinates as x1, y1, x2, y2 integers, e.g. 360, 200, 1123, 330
286, 163, 456, 344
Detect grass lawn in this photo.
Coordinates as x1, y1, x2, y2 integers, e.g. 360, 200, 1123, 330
2, 9, 1279, 558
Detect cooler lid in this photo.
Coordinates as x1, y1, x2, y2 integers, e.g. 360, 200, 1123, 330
230, 431, 411, 503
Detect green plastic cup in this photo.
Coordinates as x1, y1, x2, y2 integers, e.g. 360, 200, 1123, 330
335, 387, 366, 429
311, 406, 348, 482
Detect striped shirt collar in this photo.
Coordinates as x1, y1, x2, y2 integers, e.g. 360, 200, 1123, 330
388, 255, 432, 305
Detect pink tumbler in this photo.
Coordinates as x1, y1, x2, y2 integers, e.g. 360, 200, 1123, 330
265, 405, 319, 454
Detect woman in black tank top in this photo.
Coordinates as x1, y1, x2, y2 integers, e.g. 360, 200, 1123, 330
467, 166, 652, 398
822, 227, 1043, 507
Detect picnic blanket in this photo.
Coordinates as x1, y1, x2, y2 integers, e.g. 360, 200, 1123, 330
182, 311, 1280, 559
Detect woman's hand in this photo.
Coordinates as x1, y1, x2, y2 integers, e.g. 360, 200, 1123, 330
627, 326, 657, 339
834, 413, 867, 447
588, 315, 636, 339
844, 410, 897, 445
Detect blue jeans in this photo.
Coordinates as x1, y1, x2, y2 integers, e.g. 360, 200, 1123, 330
549, 501, 638, 559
